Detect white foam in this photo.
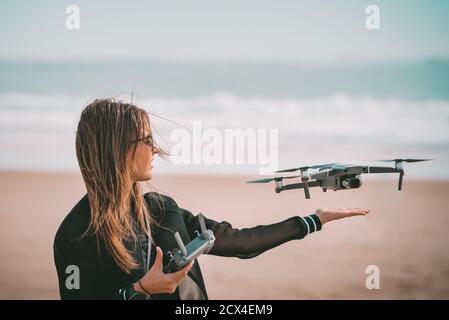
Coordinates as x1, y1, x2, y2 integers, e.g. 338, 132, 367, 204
1, 92, 448, 176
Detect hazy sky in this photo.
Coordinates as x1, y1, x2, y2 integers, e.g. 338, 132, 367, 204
1, 0, 448, 62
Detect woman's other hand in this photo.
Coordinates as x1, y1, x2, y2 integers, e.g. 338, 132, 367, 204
134, 246, 194, 295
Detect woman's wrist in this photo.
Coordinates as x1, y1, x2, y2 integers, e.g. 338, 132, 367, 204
314, 209, 328, 225
133, 280, 152, 297
298, 214, 322, 237
132, 282, 144, 294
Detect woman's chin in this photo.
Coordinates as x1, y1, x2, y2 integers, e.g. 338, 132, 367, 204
136, 172, 153, 182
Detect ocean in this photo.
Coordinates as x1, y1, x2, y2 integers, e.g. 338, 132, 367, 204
0, 60, 448, 177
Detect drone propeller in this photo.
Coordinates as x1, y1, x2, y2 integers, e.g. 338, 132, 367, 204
275, 163, 336, 173
374, 159, 432, 163
245, 175, 301, 184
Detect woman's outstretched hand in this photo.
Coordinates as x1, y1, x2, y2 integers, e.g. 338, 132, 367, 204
134, 246, 194, 295
315, 208, 370, 225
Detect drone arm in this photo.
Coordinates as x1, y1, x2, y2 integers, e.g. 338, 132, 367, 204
364, 166, 400, 174
279, 180, 321, 192
363, 166, 404, 190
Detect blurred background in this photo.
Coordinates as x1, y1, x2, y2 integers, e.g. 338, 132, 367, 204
0, 0, 448, 299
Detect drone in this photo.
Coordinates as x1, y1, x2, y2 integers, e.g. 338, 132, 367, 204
246, 159, 431, 199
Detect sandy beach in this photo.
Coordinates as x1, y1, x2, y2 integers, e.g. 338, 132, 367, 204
0, 170, 448, 299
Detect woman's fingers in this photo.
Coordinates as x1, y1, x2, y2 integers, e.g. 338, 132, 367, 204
153, 246, 163, 270
169, 260, 194, 284
344, 208, 370, 216
141, 253, 194, 294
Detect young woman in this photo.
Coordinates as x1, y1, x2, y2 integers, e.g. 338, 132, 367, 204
53, 99, 369, 300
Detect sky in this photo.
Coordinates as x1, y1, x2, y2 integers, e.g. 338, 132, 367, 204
0, 0, 448, 62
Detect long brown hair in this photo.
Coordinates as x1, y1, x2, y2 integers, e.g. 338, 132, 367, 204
75, 98, 168, 273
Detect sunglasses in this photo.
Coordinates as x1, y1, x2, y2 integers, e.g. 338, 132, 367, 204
130, 134, 154, 149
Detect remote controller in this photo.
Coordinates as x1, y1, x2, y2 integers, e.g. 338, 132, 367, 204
163, 213, 215, 273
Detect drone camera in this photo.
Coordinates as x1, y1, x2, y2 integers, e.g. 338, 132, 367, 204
341, 175, 362, 189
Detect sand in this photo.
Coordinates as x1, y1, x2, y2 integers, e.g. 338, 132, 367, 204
0, 170, 448, 299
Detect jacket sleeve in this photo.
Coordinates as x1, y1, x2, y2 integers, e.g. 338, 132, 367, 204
180, 207, 322, 259
54, 236, 100, 299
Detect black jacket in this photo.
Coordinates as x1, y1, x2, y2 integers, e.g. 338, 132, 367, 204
53, 192, 321, 299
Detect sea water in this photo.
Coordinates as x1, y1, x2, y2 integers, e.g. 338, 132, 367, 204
0, 59, 448, 177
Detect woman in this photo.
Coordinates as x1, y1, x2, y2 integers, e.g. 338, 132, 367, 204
53, 98, 369, 300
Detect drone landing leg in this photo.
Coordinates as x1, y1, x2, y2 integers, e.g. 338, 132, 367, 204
302, 180, 310, 199
398, 171, 404, 191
